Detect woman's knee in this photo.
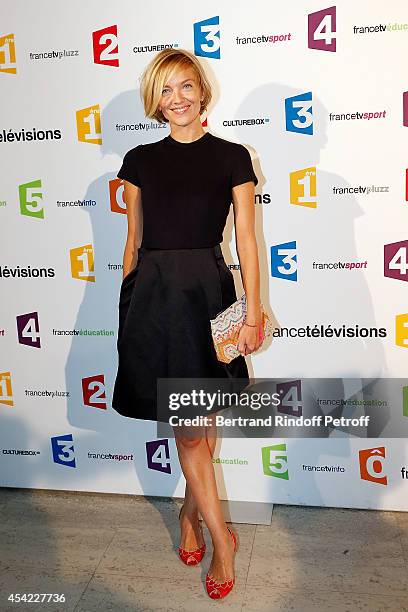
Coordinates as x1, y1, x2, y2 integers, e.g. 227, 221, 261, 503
175, 433, 205, 450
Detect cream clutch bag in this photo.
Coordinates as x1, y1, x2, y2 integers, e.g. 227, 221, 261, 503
210, 294, 274, 363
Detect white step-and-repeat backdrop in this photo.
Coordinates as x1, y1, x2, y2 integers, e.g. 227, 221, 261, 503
1, 0, 407, 511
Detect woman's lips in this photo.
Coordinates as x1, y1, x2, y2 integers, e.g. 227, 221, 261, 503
171, 105, 191, 115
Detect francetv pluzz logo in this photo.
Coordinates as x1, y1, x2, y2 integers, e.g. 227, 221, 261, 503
76, 105, 102, 144
70, 244, 95, 282
92, 25, 119, 67
194, 16, 220, 59
308, 6, 337, 52
0, 33, 17, 74
285, 92, 313, 135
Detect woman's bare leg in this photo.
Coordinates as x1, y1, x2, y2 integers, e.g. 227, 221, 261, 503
175, 419, 235, 584
180, 417, 217, 550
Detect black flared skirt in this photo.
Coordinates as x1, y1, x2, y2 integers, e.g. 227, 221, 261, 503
112, 244, 249, 422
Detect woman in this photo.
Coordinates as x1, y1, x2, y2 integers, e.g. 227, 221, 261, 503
112, 48, 264, 600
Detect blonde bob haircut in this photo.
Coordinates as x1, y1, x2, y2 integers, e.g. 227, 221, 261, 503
140, 48, 212, 124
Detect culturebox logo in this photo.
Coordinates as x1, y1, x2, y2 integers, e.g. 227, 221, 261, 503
0, 371, 13, 406
290, 167, 317, 208
0, 33, 17, 74
92, 25, 119, 67
109, 178, 126, 214
146, 439, 171, 474
359, 446, 387, 485
262, 443, 289, 479
19, 180, 44, 219
285, 92, 313, 135
16, 312, 41, 348
276, 380, 302, 416
70, 244, 95, 282
76, 105, 102, 144
51, 434, 76, 468
395, 314, 408, 348
82, 375, 107, 410
384, 240, 408, 282
194, 16, 220, 59
308, 6, 336, 52
270, 241, 298, 281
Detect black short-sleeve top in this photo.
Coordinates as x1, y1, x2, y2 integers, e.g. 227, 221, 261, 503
117, 131, 258, 249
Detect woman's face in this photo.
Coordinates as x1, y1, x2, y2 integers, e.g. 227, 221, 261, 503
158, 66, 204, 127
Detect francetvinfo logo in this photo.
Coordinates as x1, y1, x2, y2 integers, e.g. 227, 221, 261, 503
0, 33, 17, 74
290, 167, 317, 208
92, 25, 119, 67
0, 371, 13, 406
359, 446, 387, 485
308, 6, 337, 52
194, 16, 220, 59
109, 178, 126, 214
285, 92, 313, 135
19, 180, 44, 219
76, 105, 102, 144
70, 244, 95, 282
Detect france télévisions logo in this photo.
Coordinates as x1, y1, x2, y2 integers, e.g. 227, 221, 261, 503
70, 244, 95, 282
16, 312, 41, 348
76, 105, 102, 144
194, 16, 220, 59
270, 241, 298, 281
308, 6, 337, 52
19, 180, 44, 219
359, 446, 387, 485
262, 443, 289, 479
51, 434, 76, 468
276, 380, 302, 416
146, 439, 171, 474
82, 375, 107, 410
92, 25, 119, 67
285, 92, 313, 135
0, 33, 17, 74
384, 240, 408, 282
290, 167, 317, 208
0, 371, 13, 406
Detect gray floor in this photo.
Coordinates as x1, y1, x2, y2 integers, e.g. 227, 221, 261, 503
0, 488, 407, 611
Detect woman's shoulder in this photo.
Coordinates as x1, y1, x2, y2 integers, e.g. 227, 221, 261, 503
207, 132, 251, 155
122, 136, 167, 159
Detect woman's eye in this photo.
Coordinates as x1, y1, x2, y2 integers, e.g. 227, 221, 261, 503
162, 88, 171, 95
184, 83, 192, 89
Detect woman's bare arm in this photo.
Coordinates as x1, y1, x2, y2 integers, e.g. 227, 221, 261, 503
232, 180, 263, 355
121, 180, 143, 279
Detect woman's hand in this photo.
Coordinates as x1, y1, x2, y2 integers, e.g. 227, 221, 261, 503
236, 318, 265, 357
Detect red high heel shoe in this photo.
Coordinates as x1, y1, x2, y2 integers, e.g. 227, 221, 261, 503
177, 505, 206, 566
205, 527, 237, 600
